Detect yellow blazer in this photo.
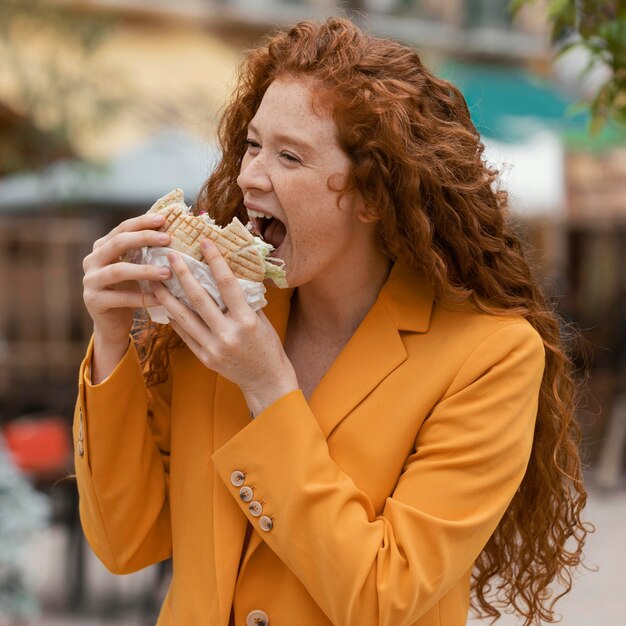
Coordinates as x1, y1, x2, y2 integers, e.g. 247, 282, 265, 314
73, 262, 545, 626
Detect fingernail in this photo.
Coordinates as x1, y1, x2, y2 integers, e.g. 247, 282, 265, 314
201, 239, 212, 250
167, 252, 179, 264
159, 267, 170, 277
153, 214, 164, 224
157, 233, 169, 243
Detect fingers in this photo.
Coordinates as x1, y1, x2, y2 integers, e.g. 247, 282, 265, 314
151, 245, 260, 370
170, 320, 202, 356
85, 212, 170, 274
86, 229, 171, 272
86, 261, 171, 292
165, 250, 226, 329
85, 288, 160, 314
200, 240, 250, 315
151, 280, 207, 338
93, 212, 167, 251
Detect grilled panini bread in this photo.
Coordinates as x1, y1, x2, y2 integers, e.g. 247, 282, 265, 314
148, 189, 285, 285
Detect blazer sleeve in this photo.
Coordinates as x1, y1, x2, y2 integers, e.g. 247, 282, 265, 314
73, 336, 172, 574
211, 321, 545, 626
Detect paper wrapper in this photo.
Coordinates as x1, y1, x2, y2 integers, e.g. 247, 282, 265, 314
131, 246, 268, 324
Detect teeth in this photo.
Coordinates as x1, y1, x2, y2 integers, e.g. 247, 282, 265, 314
247, 208, 270, 220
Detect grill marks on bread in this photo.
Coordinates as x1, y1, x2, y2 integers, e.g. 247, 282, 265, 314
147, 189, 266, 282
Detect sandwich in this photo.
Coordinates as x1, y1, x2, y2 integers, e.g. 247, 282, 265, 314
147, 189, 286, 287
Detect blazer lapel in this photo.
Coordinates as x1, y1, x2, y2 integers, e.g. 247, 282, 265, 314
309, 263, 434, 438
211, 286, 293, 619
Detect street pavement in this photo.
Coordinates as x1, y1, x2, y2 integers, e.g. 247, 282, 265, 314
22, 482, 626, 626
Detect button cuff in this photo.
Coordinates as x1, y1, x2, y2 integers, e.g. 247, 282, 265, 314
248, 500, 263, 517
230, 470, 246, 487
239, 486, 254, 502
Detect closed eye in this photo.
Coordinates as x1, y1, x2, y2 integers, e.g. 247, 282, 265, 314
245, 138, 261, 150
279, 151, 301, 164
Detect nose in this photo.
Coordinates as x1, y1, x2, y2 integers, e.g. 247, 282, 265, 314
237, 152, 272, 193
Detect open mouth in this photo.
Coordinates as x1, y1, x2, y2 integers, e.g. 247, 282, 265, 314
247, 209, 287, 251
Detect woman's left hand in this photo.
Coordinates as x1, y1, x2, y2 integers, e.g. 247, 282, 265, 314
151, 239, 298, 417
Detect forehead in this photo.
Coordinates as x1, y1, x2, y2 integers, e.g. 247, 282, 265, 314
250, 78, 338, 144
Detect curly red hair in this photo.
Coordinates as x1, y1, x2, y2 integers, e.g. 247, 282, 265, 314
135, 17, 589, 625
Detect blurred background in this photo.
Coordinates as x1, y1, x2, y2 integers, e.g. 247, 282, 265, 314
0, 0, 624, 624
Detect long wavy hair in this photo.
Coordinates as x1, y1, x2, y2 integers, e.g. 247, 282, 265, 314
135, 17, 589, 625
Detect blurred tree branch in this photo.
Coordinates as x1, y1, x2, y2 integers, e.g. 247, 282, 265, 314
511, 0, 626, 132
0, 0, 128, 176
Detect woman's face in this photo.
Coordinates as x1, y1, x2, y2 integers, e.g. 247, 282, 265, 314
237, 77, 374, 289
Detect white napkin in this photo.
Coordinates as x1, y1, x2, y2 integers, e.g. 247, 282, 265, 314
133, 246, 268, 324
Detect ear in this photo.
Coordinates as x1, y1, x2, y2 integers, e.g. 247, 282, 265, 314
356, 203, 380, 224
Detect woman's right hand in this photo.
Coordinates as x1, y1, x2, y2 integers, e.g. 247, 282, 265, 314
82, 212, 172, 364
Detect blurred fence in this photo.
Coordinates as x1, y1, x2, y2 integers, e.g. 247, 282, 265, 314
0, 213, 118, 419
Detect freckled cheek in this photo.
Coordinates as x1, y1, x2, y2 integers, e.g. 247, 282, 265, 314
291, 231, 332, 262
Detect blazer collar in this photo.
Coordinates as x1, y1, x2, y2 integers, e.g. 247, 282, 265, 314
309, 262, 433, 437
264, 260, 434, 332
378, 261, 434, 333
260, 262, 434, 438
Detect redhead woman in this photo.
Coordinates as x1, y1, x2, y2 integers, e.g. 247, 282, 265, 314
76, 17, 588, 626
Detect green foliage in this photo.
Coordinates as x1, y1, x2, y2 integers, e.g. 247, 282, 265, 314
511, 0, 626, 130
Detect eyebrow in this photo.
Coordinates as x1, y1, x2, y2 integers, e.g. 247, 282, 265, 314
247, 122, 316, 158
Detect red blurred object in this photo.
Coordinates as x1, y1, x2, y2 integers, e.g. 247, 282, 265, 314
3, 416, 72, 479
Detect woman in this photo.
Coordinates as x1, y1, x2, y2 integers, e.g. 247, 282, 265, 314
77, 17, 588, 626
